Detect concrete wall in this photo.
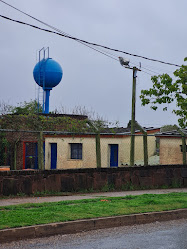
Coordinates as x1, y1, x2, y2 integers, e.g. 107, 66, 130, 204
0, 165, 186, 196
159, 137, 186, 165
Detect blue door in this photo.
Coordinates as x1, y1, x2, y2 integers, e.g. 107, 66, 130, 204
110, 144, 118, 167
51, 143, 57, 169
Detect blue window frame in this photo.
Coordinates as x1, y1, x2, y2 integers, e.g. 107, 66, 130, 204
70, 143, 82, 159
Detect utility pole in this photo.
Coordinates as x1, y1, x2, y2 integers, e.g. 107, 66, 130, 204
119, 58, 141, 166
130, 67, 138, 166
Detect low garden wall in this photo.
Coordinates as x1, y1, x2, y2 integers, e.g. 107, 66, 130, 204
0, 165, 187, 196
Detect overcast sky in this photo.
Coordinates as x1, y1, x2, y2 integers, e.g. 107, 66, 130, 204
0, 0, 186, 127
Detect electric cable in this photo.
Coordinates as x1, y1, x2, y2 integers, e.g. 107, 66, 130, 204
140, 66, 163, 75
0, 0, 120, 62
0, 13, 180, 71
0, 14, 118, 62
0, 0, 119, 62
0, 14, 171, 77
140, 63, 175, 75
140, 70, 154, 76
0, 1, 182, 68
129, 61, 159, 76
0, 1, 181, 73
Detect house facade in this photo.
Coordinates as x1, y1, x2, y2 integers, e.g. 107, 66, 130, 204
0, 114, 160, 170
156, 129, 187, 165
44, 127, 160, 170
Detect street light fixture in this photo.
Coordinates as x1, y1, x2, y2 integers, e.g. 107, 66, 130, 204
119, 57, 130, 67
119, 57, 141, 166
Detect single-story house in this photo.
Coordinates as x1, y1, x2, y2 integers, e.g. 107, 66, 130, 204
44, 127, 160, 170
156, 129, 187, 165
0, 114, 160, 170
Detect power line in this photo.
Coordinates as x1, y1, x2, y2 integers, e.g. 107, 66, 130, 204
140, 62, 176, 74
141, 66, 163, 75
0, 0, 70, 36
140, 69, 154, 76
0, 14, 176, 78
0, 0, 118, 60
0, 0, 120, 62
0, 14, 177, 78
0, 14, 118, 62
0, 1, 182, 68
129, 61, 158, 75
0, 0, 118, 62
79, 44, 119, 61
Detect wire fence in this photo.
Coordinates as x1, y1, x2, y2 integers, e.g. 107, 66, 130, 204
0, 129, 186, 171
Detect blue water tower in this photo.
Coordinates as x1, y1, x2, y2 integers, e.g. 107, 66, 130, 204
33, 48, 63, 114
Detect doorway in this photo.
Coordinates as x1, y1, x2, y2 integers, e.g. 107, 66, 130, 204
24, 142, 45, 169
51, 143, 57, 169
110, 144, 118, 167
25, 142, 38, 169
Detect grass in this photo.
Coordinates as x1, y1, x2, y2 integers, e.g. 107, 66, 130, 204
0, 192, 187, 230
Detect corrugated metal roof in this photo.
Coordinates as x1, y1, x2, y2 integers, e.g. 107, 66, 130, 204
99, 126, 159, 135
156, 129, 187, 137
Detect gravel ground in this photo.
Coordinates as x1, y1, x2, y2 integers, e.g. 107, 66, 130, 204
0, 188, 186, 206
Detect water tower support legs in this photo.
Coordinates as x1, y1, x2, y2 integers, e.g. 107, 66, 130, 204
44, 90, 50, 114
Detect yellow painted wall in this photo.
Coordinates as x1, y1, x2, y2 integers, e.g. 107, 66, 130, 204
159, 137, 185, 165
45, 137, 97, 170
44, 134, 157, 169
100, 137, 125, 167
120, 135, 156, 165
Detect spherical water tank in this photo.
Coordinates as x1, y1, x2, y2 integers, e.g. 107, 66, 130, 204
33, 58, 63, 90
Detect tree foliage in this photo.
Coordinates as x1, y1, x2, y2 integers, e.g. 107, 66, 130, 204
0, 100, 42, 115
140, 58, 187, 128
0, 114, 90, 132
0, 100, 117, 131
160, 125, 177, 132
10, 100, 42, 114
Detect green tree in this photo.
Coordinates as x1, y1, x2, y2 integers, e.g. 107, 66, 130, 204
140, 58, 187, 128
10, 100, 42, 114
160, 125, 177, 132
